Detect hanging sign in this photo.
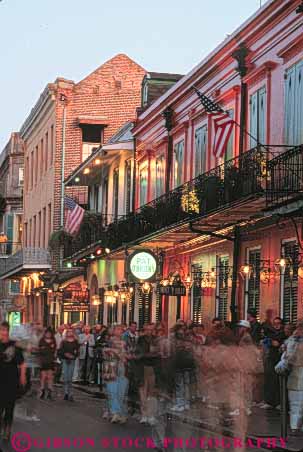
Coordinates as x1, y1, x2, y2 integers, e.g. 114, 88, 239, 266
127, 250, 158, 282
159, 284, 187, 296
63, 302, 90, 312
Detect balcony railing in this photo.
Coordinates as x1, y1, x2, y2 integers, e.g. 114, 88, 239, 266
64, 146, 266, 258
0, 242, 22, 256
0, 247, 51, 278
266, 145, 303, 207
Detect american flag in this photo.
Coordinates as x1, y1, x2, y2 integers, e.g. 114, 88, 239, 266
64, 197, 85, 235
194, 88, 234, 159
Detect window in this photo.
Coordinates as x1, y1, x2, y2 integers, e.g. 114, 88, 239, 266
250, 86, 266, 147
81, 125, 103, 162
195, 126, 207, 176
10, 280, 21, 295
93, 185, 99, 212
42, 208, 46, 248
155, 155, 165, 198
280, 240, 299, 323
113, 168, 119, 220
38, 211, 41, 247
40, 139, 44, 177
102, 179, 109, 224
124, 160, 132, 215
33, 216, 36, 247
45, 132, 48, 172
30, 151, 34, 189
216, 256, 229, 320
18, 168, 24, 187
50, 125, 54, 166
5, 214, 13, 254
139, 167, 148, 206
285, 60, 303, 145
173, 140, 184, 187
25, 157, 29, 191
224, 110, 234, 162
29, 219, 32, 247
24, 223, 28, 247
35, 146, 38, 184
245, 249, 261, 318
48, 204, 52, 240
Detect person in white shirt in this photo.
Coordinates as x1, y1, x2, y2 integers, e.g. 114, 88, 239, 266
78, 325, 95, 384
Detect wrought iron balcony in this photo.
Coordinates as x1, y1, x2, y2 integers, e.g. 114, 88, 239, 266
0, 246, 51, 279
266, 145, 303, 207
64, 146, 266, 258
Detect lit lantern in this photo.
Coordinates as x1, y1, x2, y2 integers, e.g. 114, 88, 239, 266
239, 264, 253, 279
274, 257, 292, 273
83, 168, 90, 175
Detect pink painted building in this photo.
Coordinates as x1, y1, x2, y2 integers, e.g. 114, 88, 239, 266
64, 0, 303, 330
128, 0, 303, 328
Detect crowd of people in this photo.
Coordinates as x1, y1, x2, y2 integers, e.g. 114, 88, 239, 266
1, 307, 303, 442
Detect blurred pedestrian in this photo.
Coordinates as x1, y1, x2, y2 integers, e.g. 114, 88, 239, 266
38, 328, 56, 400
0, 321, 26, 441
58, 328, 79, 401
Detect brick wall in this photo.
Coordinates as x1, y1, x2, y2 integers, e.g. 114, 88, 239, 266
22, 54, 146, 268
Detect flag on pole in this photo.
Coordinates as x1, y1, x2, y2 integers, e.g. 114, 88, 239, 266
64, 197, 85, 235
194, 88, 234, 159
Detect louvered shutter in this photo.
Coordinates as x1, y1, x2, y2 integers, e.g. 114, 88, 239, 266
224, 110, 234, 162
155, 284, 162, 321
217, 257, 229, 320
250, 92, 258, 147
192, 264, 202, 322
294, 61, 303, 145
195, 126, 207, 176
281, 241, 299, 323
249, 87, 266, 147
138, 291, 152, 328
247, 249, 261, 317
258, 87, 266, 145
285, 63, 303, 145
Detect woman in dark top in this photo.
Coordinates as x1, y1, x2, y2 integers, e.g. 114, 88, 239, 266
0, 321, 26, 441
58, 328, 79, 401
39, 328, 56, 400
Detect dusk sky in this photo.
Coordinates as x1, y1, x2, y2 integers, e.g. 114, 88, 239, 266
0, 0, 265, 149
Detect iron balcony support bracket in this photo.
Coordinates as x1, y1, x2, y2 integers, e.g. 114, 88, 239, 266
189, 222, 235, 242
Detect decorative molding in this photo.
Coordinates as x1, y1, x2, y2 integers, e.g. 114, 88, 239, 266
216, 85, 241, 105
170, 120, 189, 136
277, 34, 303, 63
243, 61, 277, 86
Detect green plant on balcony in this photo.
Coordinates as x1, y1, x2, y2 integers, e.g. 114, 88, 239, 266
49, 229, 73, 250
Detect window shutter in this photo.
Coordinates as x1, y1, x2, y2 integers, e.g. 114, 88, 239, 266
192, 264, 202, 322
250, 92, 258, 147
281, 241, 299, 323
195, 126, 207, 176
174, 140, 184, 187
5, 214, 14, 243
224, 110, 234, 162
247, 249, 261, 316
285, 65, 296, 145
258, 87, 266, 145
294, 60, 303, 145
217, 256, 229, 320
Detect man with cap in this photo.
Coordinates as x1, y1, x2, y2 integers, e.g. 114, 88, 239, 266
237, 320, 253, 346
247, 309, 262, 345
